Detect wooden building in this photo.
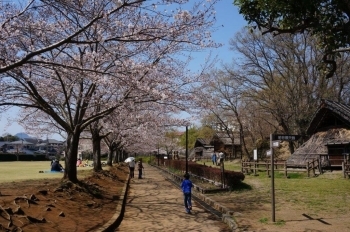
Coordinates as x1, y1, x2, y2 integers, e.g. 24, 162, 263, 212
191, 138, 214, 159
191, 132, 242, 160
286, 99, 350, 168
211, 132, 242, 159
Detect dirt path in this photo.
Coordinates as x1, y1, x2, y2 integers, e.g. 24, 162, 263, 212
116, 164, 231, 232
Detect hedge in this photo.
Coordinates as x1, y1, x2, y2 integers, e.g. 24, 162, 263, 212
0, 153, 48, 161
157, 159, 245, 188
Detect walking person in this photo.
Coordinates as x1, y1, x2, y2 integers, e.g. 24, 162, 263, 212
218, 152, 225, 165
211, 152, 217, 165
181, 173, 193, 214
137, 160, 144, 179
129, 159, 135, 178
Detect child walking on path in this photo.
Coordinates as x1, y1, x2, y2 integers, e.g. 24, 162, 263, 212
181, 173, 193, 214
137, 160, 144, 179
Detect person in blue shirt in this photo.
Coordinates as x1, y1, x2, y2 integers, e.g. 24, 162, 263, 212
211, 152, 217, 165
181, 173, 193, 214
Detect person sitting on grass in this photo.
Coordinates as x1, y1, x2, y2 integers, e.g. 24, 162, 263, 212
76, 158, 82, 167
51, 159, 64, 172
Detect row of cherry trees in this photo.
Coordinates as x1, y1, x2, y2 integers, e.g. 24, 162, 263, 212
0, 0, 220, 182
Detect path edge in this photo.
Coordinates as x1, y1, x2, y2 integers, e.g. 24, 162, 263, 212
96, 167, 130, 232
151, 164, 238, 231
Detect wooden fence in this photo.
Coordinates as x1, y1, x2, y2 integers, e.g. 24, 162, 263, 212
342, 161, 350, 178
241, 159, 322, 178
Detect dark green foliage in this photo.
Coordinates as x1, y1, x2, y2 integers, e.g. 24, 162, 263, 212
0, 154, 47, 161
0, 135, 20, 142
234, 0, 350, 78
234, 0, 350, 51
229, 181, 252, 191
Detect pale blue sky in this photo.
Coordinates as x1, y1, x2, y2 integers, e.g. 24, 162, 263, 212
0, 0, 247, 139
187, 0, 246, 72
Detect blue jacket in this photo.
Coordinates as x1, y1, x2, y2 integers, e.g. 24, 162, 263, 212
181, 179, 192, 193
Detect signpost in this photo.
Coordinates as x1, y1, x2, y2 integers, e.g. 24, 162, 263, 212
270, 134, 275, 222
271, 134, 301, 141
270, 134, 301, 222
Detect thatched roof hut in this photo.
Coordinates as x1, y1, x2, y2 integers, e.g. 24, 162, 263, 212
286, 99, 350, 168
287, 128, 350, 167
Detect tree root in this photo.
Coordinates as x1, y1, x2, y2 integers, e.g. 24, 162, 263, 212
0, 204, 11, 221
14, 196, 38, 207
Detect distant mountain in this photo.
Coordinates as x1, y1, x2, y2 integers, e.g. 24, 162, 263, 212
15, 133, 31, 139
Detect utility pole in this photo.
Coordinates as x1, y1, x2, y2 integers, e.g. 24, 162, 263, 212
185, 125, 188, 174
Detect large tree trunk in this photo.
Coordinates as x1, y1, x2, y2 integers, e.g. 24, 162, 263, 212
63, 132, 80, 183
107, 148, 113, 166
113, 150, 118, 163
91, 129, 103, 172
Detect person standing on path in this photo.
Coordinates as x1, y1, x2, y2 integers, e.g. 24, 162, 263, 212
211, 152, 217, 165
181, 173, 193, 214
129, 159, 135, 178
218, 152, 224, 165
137, 160, 144, 179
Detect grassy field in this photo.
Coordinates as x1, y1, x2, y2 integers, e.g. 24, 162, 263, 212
195, 159, 350, 230
0, 161, 95, 183
196, 159, 350, 213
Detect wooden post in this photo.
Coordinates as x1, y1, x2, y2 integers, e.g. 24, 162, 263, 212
318, 158, 322, 174
342, 162, 346, 178
270, 134, 275, 222
307, 162, 310, 177
254, 161, 257, 175
312, 159, 315, 176
284, 162, 287, 177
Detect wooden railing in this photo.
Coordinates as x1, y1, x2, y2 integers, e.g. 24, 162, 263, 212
241, 159, 321, 178
342, 161, 350, 178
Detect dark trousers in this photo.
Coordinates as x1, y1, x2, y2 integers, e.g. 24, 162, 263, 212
183, 192, 192, 209
138, 169, 142, 179
129, 167, 135, 178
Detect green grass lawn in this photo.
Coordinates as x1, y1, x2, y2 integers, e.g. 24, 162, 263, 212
0, 161, 95, 183
196, 159, 350, 213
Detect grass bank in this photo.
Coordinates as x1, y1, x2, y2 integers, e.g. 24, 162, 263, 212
197, 159, 350, 216
0, 161, 95, 183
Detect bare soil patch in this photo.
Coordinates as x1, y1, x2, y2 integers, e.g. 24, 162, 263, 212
0, 164, 128, 232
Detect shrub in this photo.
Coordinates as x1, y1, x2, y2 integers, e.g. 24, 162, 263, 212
166, 160, 245, 188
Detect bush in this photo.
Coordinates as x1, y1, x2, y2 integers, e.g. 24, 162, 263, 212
0, 153, 47, 161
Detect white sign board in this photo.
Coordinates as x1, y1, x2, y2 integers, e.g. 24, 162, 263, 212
266, 150, 271, 156
272, 141, 280, 147
254, 149, 258, 161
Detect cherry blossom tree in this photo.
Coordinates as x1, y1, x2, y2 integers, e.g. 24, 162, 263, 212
102, 102, 187, 164
0, 0, 219, 182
